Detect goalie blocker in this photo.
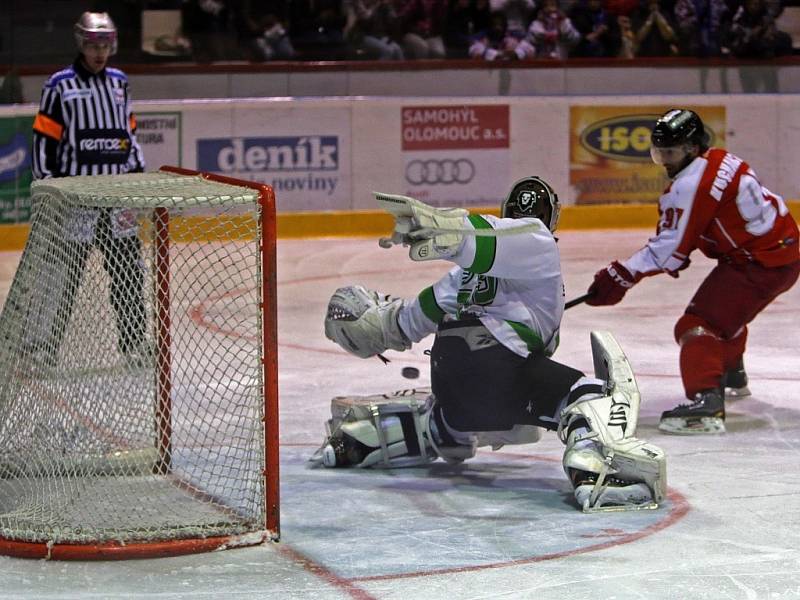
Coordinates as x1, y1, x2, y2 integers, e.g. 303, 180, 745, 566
313, 325, 666, 512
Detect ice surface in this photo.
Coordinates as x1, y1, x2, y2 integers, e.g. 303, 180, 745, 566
0, 229, 799, 599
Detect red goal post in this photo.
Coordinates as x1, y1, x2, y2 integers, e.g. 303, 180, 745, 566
0, 167, 279, 559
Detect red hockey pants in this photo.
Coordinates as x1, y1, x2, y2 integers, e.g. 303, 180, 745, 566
674, 259, 800, 398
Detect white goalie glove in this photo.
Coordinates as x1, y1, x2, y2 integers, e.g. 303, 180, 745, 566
324, 285, 411, 358
374, 191, 541, 262
559, 331, 667, 512
375, 191, 470, 261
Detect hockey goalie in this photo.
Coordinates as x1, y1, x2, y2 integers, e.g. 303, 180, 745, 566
313, 177, 667, 512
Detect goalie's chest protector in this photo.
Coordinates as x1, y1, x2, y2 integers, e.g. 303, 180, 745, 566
454, 226, 564, 357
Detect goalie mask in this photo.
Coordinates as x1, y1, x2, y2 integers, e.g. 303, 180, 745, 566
500, 176, 561, 232
74, 12, 118, 55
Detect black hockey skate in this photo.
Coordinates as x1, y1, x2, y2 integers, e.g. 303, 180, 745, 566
658, 388, 726, 435
722, 359, 751, 398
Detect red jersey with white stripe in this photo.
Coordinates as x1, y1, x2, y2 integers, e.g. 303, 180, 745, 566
624, 148, 799, 278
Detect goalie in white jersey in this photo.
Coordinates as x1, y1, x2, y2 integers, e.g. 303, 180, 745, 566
317, 177, 667, 512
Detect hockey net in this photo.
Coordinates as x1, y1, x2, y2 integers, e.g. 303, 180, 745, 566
0, 167, 278, 559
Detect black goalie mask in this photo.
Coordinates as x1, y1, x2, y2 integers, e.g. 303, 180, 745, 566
500, 176, 560, 232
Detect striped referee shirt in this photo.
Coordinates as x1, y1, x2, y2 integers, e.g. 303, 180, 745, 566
32, 57, 145, 179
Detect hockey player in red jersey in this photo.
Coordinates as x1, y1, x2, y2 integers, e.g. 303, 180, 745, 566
585, 108, 799, 435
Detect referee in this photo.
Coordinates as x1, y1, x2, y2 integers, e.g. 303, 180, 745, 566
30, 11, 149, 368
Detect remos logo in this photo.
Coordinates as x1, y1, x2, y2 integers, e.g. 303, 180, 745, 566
79, 138, 130, 151
580, 115, 660, 163
198, 136, 338, 173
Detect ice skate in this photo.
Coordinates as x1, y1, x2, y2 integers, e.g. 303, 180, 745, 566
659, 388, 725, 434
722, 360, 751, 398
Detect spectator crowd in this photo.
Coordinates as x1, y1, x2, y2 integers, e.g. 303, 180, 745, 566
148, 0, 795, 62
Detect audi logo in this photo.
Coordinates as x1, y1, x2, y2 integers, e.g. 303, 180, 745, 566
405, 159, 475, 186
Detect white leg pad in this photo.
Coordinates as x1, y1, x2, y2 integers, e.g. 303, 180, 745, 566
559, 331, 667, 512
590, 330, 640, 436
309, 388, 476, 468
565, 433, 657, 511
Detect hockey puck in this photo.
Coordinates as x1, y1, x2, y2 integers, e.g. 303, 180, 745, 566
401, 366, 420, 379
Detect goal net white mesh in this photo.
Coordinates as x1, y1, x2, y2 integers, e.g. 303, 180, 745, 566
0, 170, 277, 557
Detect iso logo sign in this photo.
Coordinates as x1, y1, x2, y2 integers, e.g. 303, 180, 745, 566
405, 158, 475, 186
579, 115, 660, 163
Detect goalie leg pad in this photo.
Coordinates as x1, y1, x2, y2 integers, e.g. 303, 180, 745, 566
558, 331, 667, 512
589, 330, 641, 435
324, 285, 411, 359
309, 389, 476, 469
562, 417, 667, 512
565, 432, 657, 512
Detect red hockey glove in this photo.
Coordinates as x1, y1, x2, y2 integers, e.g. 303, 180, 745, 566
586, 261, 637, 306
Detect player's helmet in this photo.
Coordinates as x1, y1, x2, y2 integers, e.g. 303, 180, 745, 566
500, 176, 561, 232
74, 12, 118, 55
650, 109, 709, 151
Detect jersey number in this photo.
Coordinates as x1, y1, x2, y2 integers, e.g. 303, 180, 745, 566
739, 176, 789, 236
659, 207, 684, 232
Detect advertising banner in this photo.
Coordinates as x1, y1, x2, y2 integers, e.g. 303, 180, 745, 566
569, 105, 726, 204
0, 115, 33, 224
401, 104, 509, 207
194, 106, 351, 211
137, 112, 182, 170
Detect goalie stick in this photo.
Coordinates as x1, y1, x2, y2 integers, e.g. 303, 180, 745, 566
377, 223, 541, 247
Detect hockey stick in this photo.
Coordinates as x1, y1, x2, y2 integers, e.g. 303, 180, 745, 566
410, 222, 540, 237
565, 293, 593, 309
378, 222, 540, 249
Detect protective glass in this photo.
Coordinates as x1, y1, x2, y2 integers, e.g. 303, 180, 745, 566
649, 143, 693, 166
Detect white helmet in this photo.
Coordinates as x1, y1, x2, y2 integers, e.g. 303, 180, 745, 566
74, 12, 118, 55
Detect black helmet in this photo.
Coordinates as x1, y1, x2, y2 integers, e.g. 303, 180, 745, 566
651, 109, 709, 150
501, 176, 560, 232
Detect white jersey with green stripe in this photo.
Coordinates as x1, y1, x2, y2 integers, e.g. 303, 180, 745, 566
397, 214, 565, 358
